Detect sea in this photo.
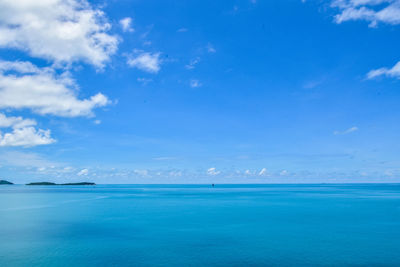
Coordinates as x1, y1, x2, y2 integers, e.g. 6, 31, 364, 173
1, 184, 400, 266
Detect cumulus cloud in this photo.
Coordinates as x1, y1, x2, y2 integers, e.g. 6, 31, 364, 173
127, 51, 161, 73
0, 127, 54, 147
0, 0, 118, 68
120, 17, 134, 32
0, 60, 110, 117
0, 113, 55, 147
0, 1, 118, 147
334, 126, 358, 135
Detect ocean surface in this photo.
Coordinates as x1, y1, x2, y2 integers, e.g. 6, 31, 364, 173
1, 184, 400, 266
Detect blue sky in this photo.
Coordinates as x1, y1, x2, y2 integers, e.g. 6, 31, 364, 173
0, 0, 400, 183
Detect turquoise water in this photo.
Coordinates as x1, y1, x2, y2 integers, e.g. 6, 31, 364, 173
1, 184, 400, 266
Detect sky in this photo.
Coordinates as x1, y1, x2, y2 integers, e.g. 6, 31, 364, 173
0, 0, 400, 184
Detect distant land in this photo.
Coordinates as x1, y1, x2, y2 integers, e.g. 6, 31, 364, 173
26, 182, 96, 186
0, 180, 13, 185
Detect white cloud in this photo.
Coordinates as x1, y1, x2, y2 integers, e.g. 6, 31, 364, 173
0, 0, 118, 68
0, 113, 35, 129
127, 51, 161, 73
334, 126, 358, 135
190, 79, 202, 88
328, 1, 400, 80
0, 60, 110, 117
0, 60, 41, 74
259, 168, 268, 176
77, 168, 89, 176
367, 61, 400, 79
331, 0, 400, 27
120, 17, 134, 32
207, 167, 220, 176
0, 1, 115, 147
0, 126, 54, 147
0, 113, 55, 147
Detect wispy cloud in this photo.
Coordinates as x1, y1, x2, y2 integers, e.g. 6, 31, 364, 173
334, 126, 358, 135
207, 43, 216, 53
367, 61, 400, 79
0, 151, 60, 168
185, 57, 201, 70
137, 77, 153, 85
190, 79, 202, 88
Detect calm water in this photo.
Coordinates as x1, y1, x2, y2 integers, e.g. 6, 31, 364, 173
1, 184, 400, 266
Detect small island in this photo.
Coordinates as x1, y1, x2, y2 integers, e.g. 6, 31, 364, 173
0, 180, 13, 185
26, 182, 96, 186
26, 182, 56, 185
61, 182, 96, 186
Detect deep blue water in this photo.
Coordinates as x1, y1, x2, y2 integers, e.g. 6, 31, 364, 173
1, 184, 400, 266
